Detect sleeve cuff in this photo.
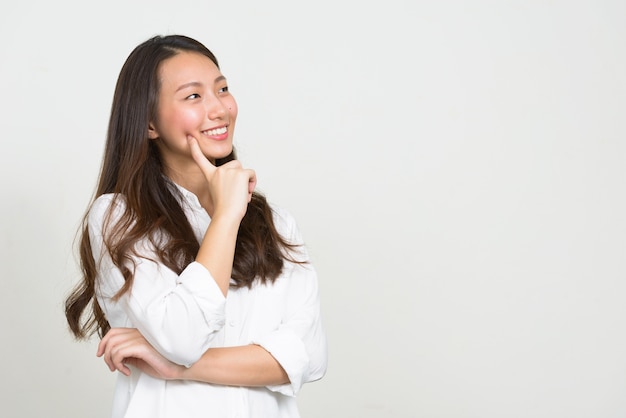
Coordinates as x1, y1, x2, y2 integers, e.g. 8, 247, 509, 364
253, 329, 310, 396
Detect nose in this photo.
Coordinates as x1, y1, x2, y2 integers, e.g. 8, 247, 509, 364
206, 96, 227, 120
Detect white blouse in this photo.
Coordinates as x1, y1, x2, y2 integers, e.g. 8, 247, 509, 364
89, 184, 327, 418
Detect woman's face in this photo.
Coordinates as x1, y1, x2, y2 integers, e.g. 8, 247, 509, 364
149, 51, 238, 170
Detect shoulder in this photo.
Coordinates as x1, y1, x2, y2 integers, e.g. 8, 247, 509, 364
88, 193, 127, 235
270, 204, 294, 226
270, 204, 296, 232
89, 193, 126, 218
269, 203, 308, 249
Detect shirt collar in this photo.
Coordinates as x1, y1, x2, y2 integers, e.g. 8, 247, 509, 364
167, 179, 204, 211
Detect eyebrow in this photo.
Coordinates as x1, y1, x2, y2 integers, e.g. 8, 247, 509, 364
175, 76, 227, 92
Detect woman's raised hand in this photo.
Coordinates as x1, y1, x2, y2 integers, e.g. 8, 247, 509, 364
187, 135, 256, 222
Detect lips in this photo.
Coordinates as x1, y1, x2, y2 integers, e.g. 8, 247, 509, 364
203, 126, 227, 136
202, 126, 229, 140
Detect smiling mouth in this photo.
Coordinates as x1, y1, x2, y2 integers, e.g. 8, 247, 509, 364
203, 126, 227, 136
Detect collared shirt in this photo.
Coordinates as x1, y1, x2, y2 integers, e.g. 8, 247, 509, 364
89, 184, 327, 418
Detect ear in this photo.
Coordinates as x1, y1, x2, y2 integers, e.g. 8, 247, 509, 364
148, 122, 159, 140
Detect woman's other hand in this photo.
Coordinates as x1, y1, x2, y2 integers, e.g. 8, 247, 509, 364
96, 328, 184, 380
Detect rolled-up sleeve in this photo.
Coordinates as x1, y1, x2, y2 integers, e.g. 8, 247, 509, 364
90, 194, 226, 367
252, 209, 328, 396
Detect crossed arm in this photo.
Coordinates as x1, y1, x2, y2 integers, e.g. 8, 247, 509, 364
97, 327, 289, 386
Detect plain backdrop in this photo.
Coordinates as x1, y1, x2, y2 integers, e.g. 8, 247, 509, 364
1, 1, 625, 417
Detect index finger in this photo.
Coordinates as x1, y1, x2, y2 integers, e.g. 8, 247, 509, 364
187, 135, 217, 177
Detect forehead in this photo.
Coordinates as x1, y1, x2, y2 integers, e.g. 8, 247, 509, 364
158, 51, 221, 88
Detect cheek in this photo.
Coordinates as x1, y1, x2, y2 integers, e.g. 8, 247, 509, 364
229, 103, 238, 122
164, 108, 205, 133
225, 97, 238, 120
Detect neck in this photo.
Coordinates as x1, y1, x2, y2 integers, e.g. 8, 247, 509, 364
165, 164, 215, 215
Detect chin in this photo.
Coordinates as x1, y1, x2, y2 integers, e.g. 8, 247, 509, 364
207, 143, 234, 162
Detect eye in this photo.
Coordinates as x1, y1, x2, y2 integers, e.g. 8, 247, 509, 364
186, 93, 201, 100
218, 86, 229, 94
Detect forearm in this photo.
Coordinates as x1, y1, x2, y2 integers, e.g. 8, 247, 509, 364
196, 215, 240, 295
181, 344, 289, 387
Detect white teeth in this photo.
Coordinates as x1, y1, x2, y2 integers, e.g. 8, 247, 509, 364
204, 127, 227, 136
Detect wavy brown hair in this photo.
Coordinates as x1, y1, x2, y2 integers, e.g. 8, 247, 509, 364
65, 35, 301, 339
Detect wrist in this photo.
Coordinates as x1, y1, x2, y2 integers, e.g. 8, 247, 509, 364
179, 355, 208, 382
170, 363, 187, 380
210, 210, 245, 228
178, 365, 193, 381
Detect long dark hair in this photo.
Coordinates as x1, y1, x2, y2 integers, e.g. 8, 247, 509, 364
65, 35, 300, 339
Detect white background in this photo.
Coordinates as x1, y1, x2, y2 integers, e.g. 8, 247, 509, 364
1, 1, 625, 417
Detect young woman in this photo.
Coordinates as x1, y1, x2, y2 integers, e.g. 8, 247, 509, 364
64, 34, 327, 418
